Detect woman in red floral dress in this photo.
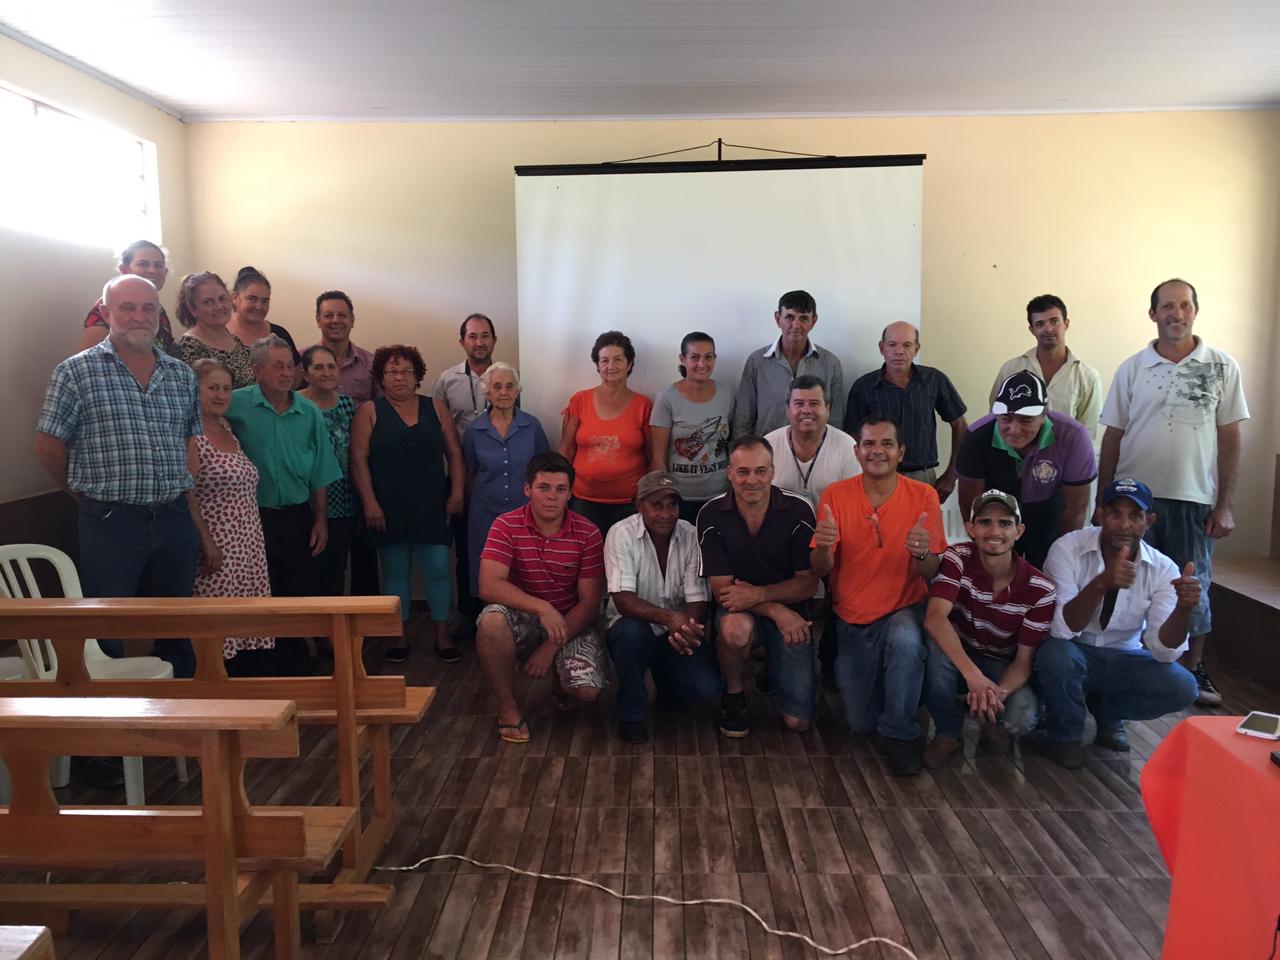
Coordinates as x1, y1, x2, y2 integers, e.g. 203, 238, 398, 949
188, 358, 276, 676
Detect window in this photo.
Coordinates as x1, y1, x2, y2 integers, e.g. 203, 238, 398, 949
0, 84, 160, 249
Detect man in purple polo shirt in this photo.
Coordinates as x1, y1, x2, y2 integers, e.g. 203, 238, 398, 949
310, 289, 380, 596
311, 290, 376, 403
476, 451, 608, 743
922, 490, 1056, 768
955, 370, 1096, 568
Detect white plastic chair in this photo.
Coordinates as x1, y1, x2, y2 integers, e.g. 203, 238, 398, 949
941, 494, 971, 544
0, 544, 188, 804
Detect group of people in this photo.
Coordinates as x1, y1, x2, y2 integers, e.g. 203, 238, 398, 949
35, 241, 1249, 776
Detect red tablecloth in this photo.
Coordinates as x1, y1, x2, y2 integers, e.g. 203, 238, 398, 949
1141, 716, 1280, 959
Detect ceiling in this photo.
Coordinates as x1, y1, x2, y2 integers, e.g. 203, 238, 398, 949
2, 1, 1278, 122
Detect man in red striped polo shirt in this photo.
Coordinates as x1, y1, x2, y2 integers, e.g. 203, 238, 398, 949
922, 490, 1057, 768
476, 451, 608, 743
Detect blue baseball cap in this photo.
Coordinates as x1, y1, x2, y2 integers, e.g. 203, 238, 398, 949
1102, 478, 1154, 512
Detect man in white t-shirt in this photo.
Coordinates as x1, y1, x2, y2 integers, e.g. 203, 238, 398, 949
1096, 279, 1249, 706
765, 374, 860, 692
765, 375, 860, 510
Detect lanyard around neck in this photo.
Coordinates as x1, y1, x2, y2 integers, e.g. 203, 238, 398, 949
788, 427, 828, 493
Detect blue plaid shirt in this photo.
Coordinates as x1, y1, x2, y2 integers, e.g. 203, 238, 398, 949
37, 338, 201, 504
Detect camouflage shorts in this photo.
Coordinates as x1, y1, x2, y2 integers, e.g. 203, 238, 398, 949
479, 603, 609, 690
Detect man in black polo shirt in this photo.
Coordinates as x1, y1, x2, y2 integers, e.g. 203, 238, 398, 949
956, 370, 1096, 568
697, 435, 819, 738
844, 322, 967, 503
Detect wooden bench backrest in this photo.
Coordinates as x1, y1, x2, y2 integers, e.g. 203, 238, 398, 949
0, 696, 315, 868
0, 597, 408, 711
0, 696, 294, 731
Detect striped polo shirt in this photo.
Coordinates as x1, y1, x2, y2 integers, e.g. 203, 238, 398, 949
929, 541, 1056, 660
480, 504, 605, 614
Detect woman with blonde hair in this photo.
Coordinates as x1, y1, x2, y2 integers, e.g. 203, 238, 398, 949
186, 358, 275, 676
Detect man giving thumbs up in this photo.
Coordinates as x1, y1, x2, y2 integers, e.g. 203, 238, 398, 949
812, 413, 946, 776
1034, 478, 1200, 769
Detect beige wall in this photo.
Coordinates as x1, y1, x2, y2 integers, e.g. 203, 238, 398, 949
1, 35, 190, 501
188, 111, 1279, 557
4, 31, 1276, 557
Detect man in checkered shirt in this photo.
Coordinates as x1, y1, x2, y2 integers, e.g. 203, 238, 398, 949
36, 274, 202, 677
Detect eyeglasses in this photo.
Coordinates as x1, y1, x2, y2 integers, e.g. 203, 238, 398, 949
867, 511, 883, 548
685, 352, 716, 362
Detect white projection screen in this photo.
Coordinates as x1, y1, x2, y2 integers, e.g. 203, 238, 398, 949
514, 156, 924, 444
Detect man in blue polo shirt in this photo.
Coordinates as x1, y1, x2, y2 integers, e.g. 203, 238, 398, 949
36, 274, 201, 678
697, 435, 819, 738
956, 370, 1096, 568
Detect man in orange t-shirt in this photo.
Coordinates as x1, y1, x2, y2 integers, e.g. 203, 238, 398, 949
813, 413, 947, 776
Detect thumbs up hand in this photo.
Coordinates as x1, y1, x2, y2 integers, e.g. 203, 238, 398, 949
1171, 561, 1201, 609
905, 512, 932, 558
815, 503, 840, 548
1102, 539, 1139, 590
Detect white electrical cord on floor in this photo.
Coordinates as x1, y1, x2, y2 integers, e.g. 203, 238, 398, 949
378, 854, 922, 958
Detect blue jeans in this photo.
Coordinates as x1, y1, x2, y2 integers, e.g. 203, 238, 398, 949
924, 640, 1039, 738
78, 496, 199, 678
1033, 636, 1198, 742
835, 604, 926, 741
379, 542, 451, 622
606, 616, 722, 722
1145, 498, 1213, 636
716, 608, 816, 721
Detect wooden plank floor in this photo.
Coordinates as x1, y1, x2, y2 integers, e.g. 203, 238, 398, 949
32, 628, 1280, 960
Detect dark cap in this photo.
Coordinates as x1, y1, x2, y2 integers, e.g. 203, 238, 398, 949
991, 370, 1048, 416
1102, 477, 1154, 512
970, 489, 1021, 523
635, 471, 681, 503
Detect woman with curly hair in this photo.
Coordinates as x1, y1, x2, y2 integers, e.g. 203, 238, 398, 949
351, 345, 464, 663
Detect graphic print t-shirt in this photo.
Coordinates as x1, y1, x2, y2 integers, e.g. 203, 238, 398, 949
651, 383, 734, 501
1101, 340, 1249, 505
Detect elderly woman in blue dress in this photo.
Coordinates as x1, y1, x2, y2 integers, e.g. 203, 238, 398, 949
462, 361, 550, 596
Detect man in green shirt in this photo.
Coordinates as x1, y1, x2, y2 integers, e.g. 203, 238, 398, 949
226, 334, 341, 674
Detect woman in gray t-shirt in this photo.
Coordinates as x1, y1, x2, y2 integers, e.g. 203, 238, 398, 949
649, 331, 735, 525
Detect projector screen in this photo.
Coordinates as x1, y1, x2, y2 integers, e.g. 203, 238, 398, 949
514, 156, 924, 445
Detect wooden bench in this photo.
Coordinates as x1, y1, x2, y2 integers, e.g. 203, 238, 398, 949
0, 697, 354, 960
0, 597, 432, 939
0, 926, 54, 960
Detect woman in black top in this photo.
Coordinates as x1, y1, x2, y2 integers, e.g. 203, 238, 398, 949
351, 345, 464, 663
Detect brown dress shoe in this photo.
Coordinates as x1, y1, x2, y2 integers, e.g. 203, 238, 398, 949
979, 724, 1013, 756
923, 734, 963, 769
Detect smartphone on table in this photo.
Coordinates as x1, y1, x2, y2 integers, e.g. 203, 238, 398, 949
1235, 711, 1280, 740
